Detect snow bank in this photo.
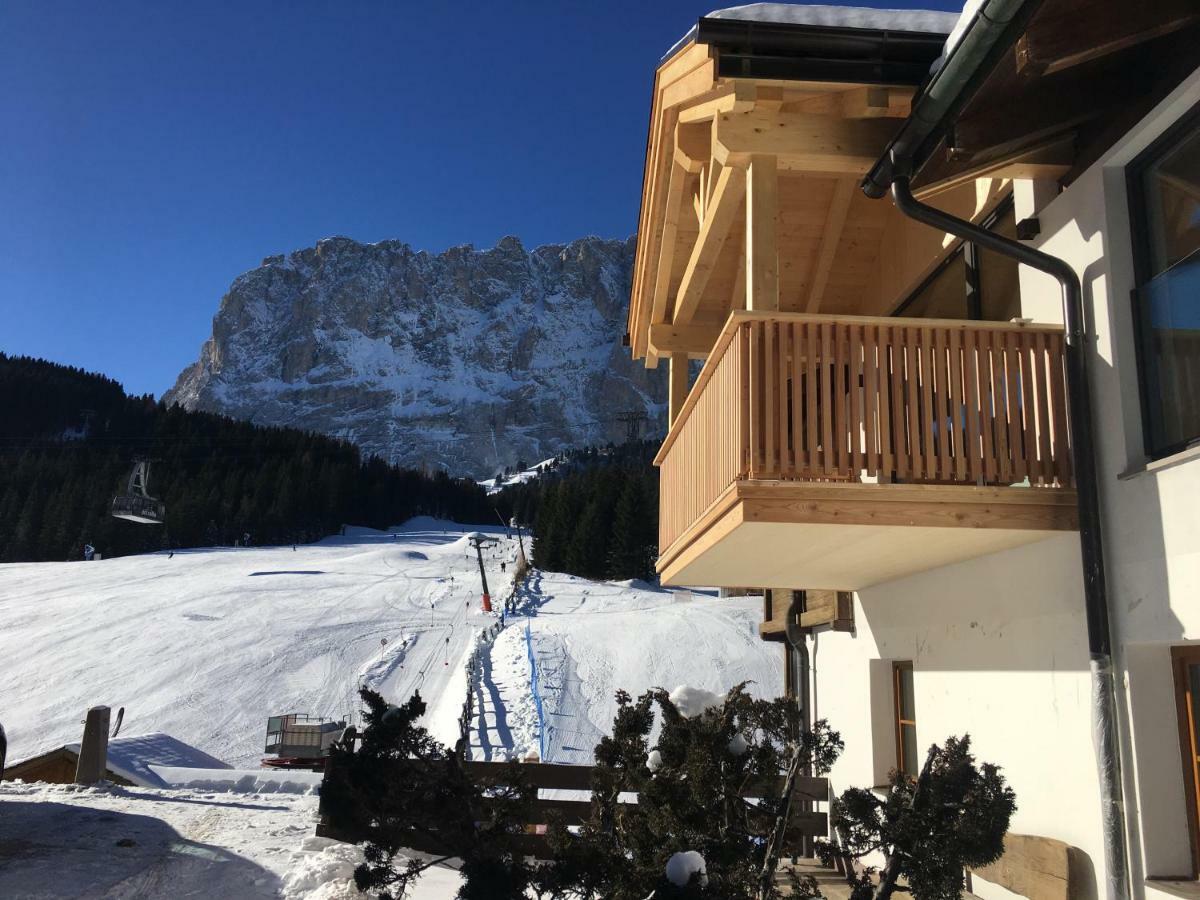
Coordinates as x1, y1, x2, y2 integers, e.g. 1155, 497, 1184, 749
149, 765, 324, 794
60, 732, 231, 789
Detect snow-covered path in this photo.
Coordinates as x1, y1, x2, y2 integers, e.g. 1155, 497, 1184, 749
467, 571, 782, 764
0, 518, 518, 767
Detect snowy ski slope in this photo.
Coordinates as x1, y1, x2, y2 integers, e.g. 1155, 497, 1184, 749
0, 518, 782, 771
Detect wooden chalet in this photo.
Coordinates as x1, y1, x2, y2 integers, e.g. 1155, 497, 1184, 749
628, 1, 1198, 593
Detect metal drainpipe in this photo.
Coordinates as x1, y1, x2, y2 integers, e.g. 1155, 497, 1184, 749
785, 592, 813, 856
889, 174, 1130, 900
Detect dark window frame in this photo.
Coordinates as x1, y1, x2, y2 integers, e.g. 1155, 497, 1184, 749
890, 193, 1016, 320
1126, 99, 1200, 461
892, 660, 917, 778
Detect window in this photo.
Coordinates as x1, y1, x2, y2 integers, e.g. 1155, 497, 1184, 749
893, 661, 918, 778
892, 195, 1021, 323
1172, 646, 1200, 877
1129, 104, 1200, 458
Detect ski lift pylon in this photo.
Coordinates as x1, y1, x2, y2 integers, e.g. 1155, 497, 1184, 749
111, 460, 166, 525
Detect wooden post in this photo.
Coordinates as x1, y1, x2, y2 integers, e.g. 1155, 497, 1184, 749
74, 705, 110, 785
745, 155, 779, 311
669, 352, 689, 427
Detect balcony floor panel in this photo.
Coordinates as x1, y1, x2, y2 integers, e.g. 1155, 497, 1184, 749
657, 481, 1078, 590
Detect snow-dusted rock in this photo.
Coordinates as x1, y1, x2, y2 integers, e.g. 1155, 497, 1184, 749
665, 850, 708, 887
165, 235, 666, 477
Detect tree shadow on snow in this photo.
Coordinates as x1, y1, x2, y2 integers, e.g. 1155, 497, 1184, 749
0, 801, 283, 898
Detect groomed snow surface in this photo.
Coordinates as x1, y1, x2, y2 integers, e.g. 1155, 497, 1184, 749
1, 519, 781, 897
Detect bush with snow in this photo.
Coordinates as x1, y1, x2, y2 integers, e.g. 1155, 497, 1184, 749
665, 850, 708, 887
540, 684, 843, 899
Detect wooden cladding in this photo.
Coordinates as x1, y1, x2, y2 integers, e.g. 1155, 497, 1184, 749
656, 311, 1073, 555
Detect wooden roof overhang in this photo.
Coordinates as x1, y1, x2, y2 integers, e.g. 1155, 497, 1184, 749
887, 0, 1200, 197
627, 19, 1013, 369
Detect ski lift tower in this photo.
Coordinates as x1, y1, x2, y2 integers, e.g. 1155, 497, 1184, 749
466, 532, 498, 613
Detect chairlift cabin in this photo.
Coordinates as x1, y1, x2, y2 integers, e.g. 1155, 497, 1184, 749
263, 713, 347, 770
111, 461, 166, 525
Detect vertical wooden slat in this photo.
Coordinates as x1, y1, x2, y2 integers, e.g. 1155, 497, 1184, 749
902, 328, 921, 482
896, 332, 912, 480
864, 325, 878, 477
1048, 332, 1071, 486
1005, 331, 1026, 482
879, 326, 894, 481
780, 321, 792, 477
791, 322, 804, 477
822, 322, 834, 477
1034, 331, 1053, 487
835, 323, 848, 476
850, 324, 863, 476
949, 328, 965, 483
739, 325, 750, 477
964, 329, 983, 485
990, 330, 1010, 483
1019, 331, 1041, 485
806, 322, 818, 476
920, 327, 936, 480
764, 321, 777, 476
934, 328, 951, 480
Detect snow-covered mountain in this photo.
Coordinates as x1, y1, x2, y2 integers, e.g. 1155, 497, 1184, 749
165, 235, 666, 477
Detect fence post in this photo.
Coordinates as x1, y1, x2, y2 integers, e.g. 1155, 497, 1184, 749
75, 706, 110, 784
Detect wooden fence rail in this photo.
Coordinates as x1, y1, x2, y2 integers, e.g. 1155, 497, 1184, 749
656, 311, 1073, 554
317, 757, 828, 859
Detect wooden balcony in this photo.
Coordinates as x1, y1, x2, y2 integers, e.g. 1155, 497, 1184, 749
655, 312, 1079, 589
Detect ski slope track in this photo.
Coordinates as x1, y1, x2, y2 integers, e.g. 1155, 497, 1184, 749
1, 519, 782, 773
0, 518, 518, 768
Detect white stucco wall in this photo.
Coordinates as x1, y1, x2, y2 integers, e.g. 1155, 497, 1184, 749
1013, 66, 1200, 883
812, 534, 1105, 900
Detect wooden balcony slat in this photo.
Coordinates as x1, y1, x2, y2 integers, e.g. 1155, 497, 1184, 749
1034, 332, 1053, 486
1005, 332, 1026, 482
1049, 332, 1071, 485
950, 328, 966, 482
1020, 331, 1041, 485
806, 322, 819, 476
864, 325, 878, 477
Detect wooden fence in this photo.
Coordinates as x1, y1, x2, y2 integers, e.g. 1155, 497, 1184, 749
656, 312, 1073, 553
317, 757, 828, 859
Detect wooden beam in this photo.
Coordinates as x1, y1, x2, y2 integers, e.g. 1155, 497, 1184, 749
678, 82, 756, 124
669, 353, 689, 427
1015, 0, 1199, 77
672, 165, 747, 324
805, 178, 855, 313
745, 155, 779, 311
650, 158, 689, 327
841, 86, 912, 118
715, 109, 899, 175
650, 321, 724, 356
675, 121, 710, 173
914, 136, 1074, 200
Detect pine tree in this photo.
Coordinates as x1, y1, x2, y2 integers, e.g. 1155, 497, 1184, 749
321, 688, 538, 900
540, 685, 843, 899
818, 736, 1016, 900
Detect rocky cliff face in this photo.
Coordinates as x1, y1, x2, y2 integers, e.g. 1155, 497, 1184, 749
164, 235, 665, 477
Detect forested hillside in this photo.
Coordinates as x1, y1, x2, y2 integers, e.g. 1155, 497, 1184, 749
497, 442, 659, 582
0, 354, 492, 562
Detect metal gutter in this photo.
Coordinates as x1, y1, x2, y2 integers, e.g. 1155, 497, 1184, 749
862, 0, 1040, 197
696, 16, 950, 86
890, 174, 1131, 900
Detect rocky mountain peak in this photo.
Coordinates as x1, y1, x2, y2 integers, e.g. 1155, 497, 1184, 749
164, 234, 665, 477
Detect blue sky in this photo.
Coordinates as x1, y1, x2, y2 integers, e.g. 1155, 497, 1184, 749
0, 0, 960, 396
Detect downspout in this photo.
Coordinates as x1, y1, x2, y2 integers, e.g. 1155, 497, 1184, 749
785, 593, 813, 856
887, 174, 1129, 900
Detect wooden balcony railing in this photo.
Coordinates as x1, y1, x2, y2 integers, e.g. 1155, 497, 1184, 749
654, 311, 1074, 555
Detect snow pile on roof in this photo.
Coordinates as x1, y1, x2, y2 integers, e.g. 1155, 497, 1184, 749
667, 3, 959, 62
705, 4, 959, 33
939, 0, 985, 62
149, 766, 324, 794
62, 732, 230, 789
